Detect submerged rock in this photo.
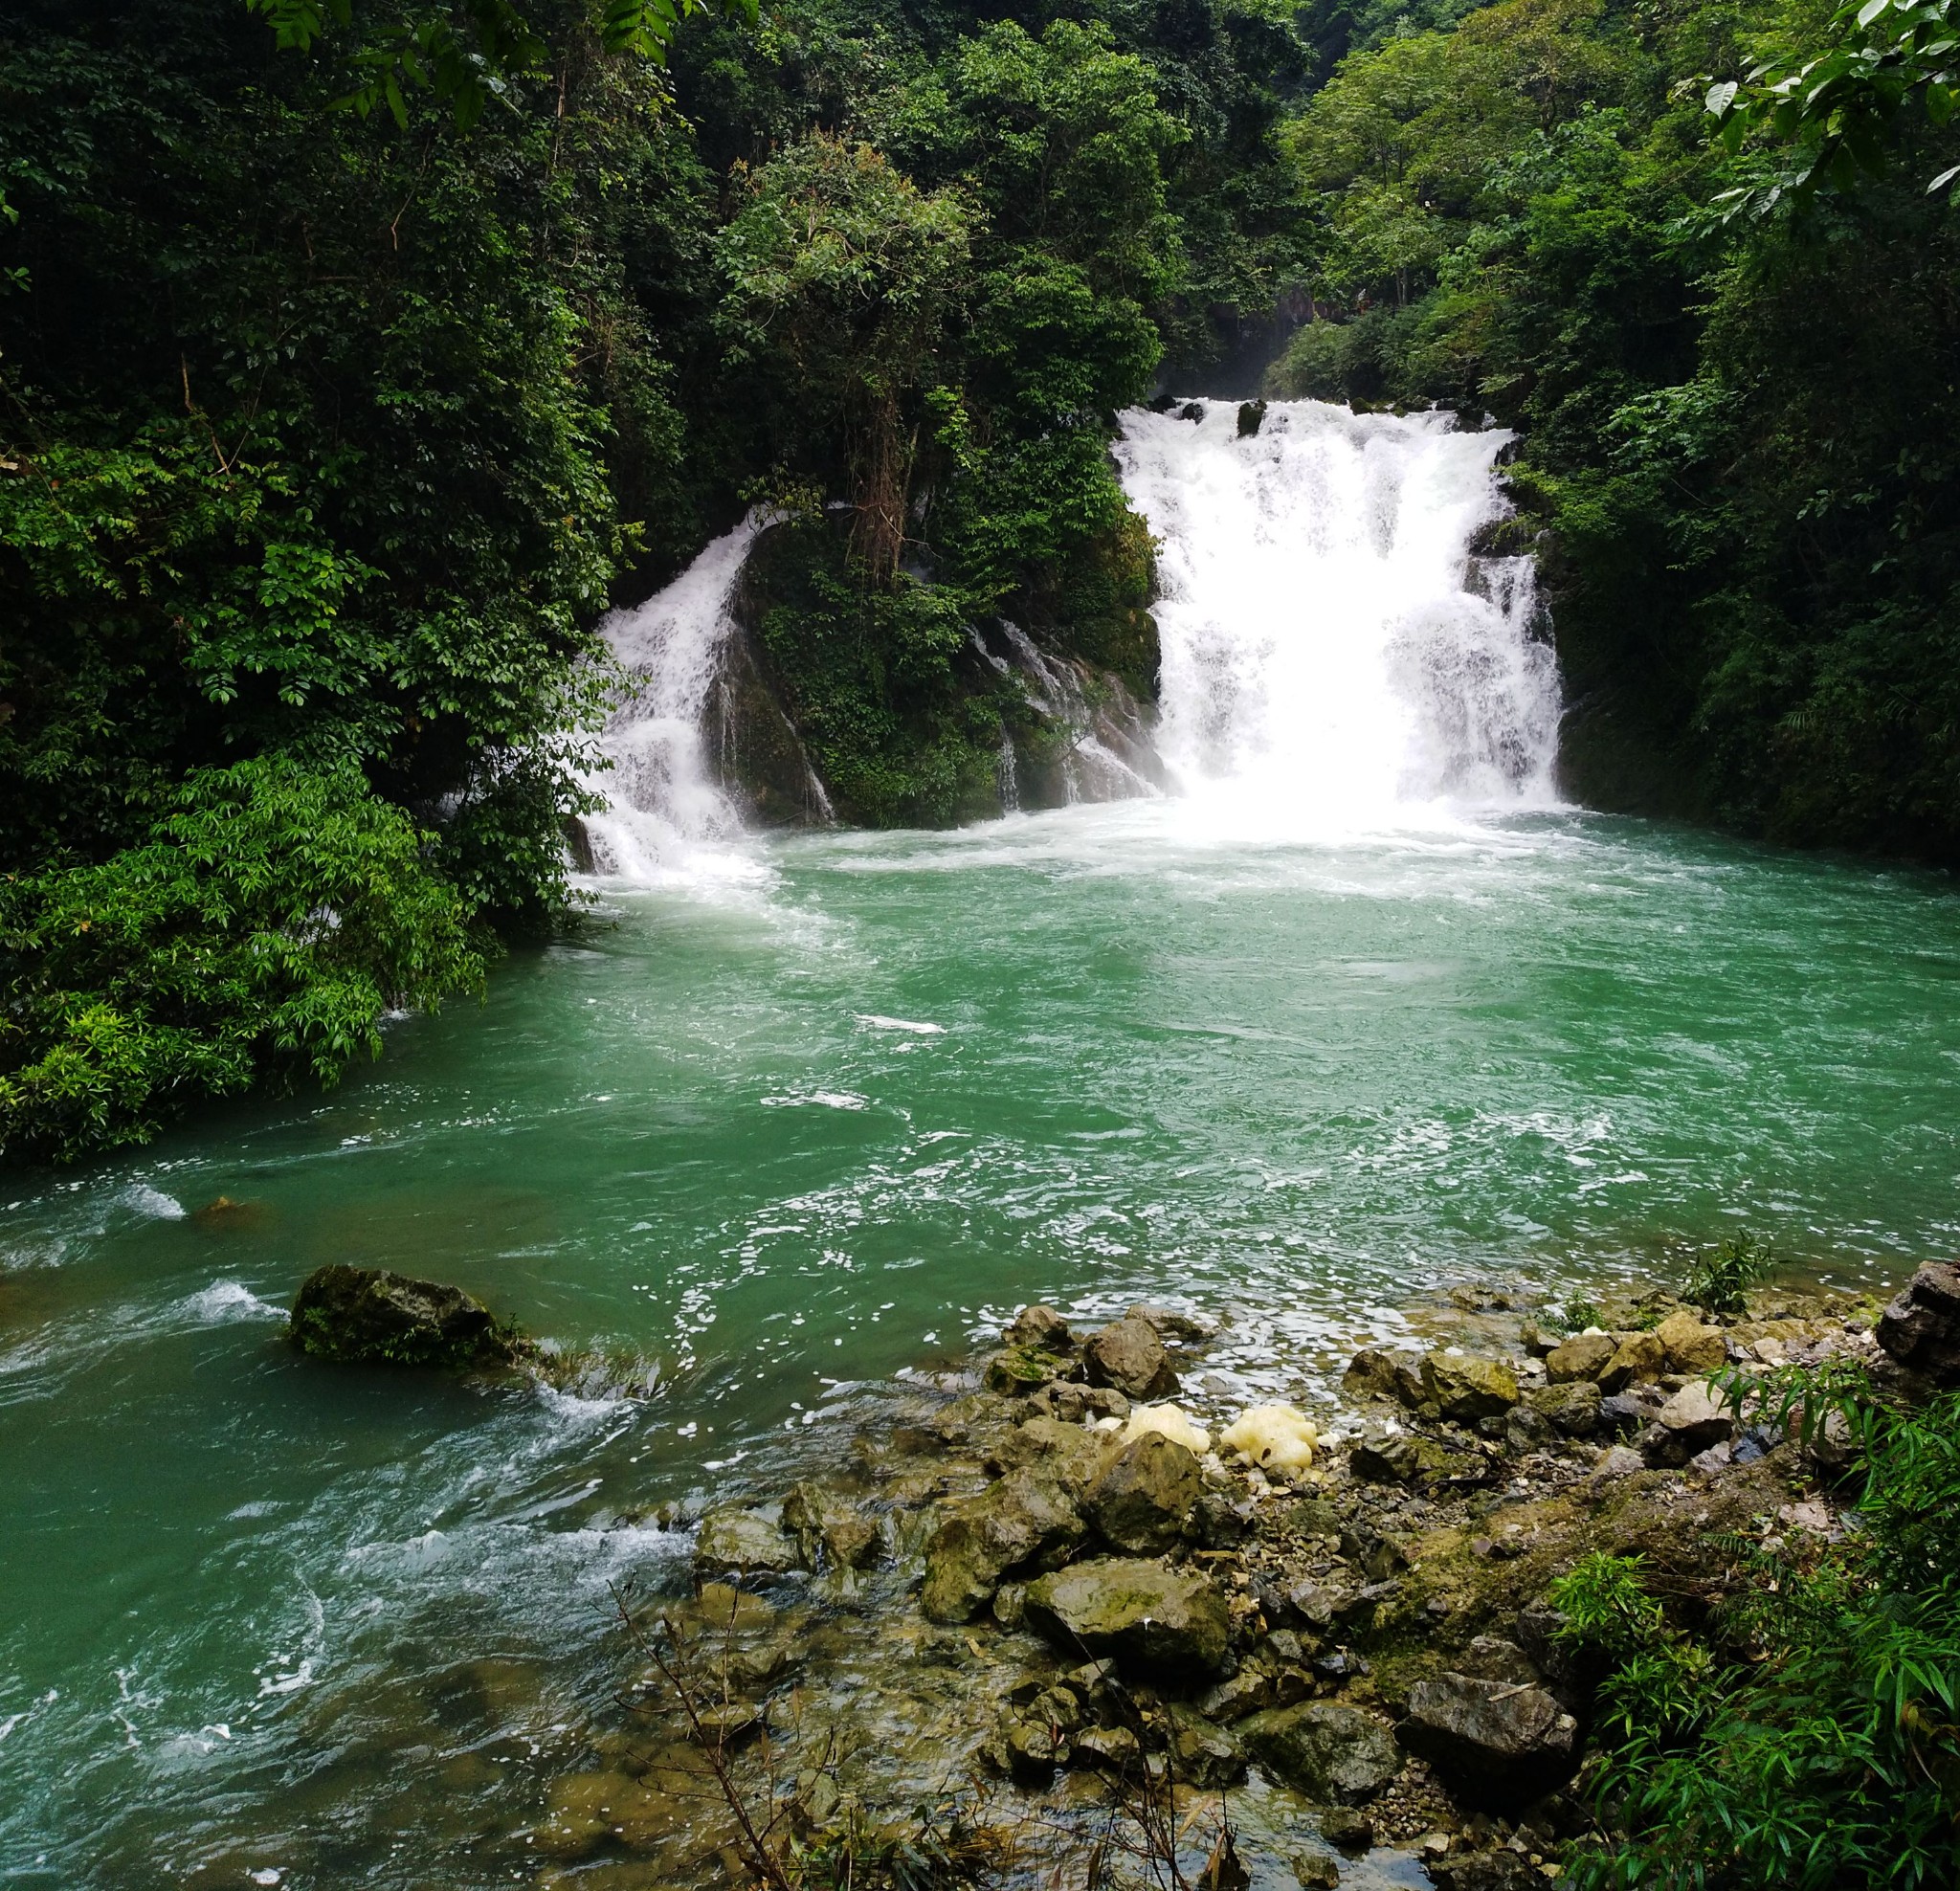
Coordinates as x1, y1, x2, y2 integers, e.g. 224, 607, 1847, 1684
1237, 1702, 1402, 1805
1022, 1557, 1231, 1679
1877, 1261, 1960, 1381
1397, 1672, 1579, 1807
289, 1263, 518, 1368
1086, 1432, 1202, 1554
1082, 1316, 1181, 1400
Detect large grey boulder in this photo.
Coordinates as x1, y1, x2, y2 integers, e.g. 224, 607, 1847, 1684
1086, 1432, 1201, 1554
290, 1264, 518, 1368
1877, 1261, 1960, 1382
920, 1471, 1086, 1623
1081, 1317, 1180, 1400
1638, 1381, 1736, 1468
1397, 1672, 1579, 1807
1022, 1557, 1231, 1680
1237, 1702, 1402, 1805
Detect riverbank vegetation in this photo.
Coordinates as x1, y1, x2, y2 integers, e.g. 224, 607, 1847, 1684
4, 0, 1958, 1158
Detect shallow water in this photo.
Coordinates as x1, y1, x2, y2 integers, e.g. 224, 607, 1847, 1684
2, 798, 1957, 1883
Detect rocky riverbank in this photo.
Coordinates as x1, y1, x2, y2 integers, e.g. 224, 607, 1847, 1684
514, 1261, 1954, 1890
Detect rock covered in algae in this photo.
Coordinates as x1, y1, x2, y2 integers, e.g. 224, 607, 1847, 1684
920, 1470, 1086, 1623
1236, 1702, 1402, 1805
1021, 1556, 1231, 1679
289, 1263, 519, 1368
1085, 1431, 1201, 1555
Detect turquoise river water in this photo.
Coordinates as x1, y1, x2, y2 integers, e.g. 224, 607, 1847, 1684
2, 800, 1958, 1884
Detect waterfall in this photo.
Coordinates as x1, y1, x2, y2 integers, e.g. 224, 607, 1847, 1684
1113, 399, 1560, 828
581, 513, 767, 885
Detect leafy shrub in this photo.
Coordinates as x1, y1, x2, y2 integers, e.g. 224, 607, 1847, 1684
0, 757, 483, 1161
1682, 1231, 1777, 1317
1573, 1377, 1960, 1890
1551, 1551, 1666, 1661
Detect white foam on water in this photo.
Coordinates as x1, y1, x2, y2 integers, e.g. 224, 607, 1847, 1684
855, 1014, 946, 1034
121, 1185, 185, 1222
1114, 398, 1562, 841
175, 1281, 282, 1326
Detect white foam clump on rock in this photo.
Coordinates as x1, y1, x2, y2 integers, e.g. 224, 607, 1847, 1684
1117, 1403, 1212, 1454
1219, 1403, 1321, 1482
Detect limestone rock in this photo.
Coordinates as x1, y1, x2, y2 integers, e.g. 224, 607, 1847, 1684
1086, 1432, 1202, 1554
1023, 1557, 1232, 1680
695, 1505, 803, 1582
985, 1343, 1069, 1395
1526, 1380, 1601, 1436
1422, 1352, 1520, 1423
1876, 1261, 1960, 1382
1639, 1380, 1736, 1468
1655, 1309, 1727, 1375
782, 1483, 880, 1570
1166, 1703, 1248, 1788
1127, 1302, 1218, 1343
1344, 1344, 1427, 1407
1397, 1672, 1579, 1807
1198, 1670, 1276, 1723
1598, 1331, 1666, 1393
1428, 1852, 1541, 1891
1292, 1852, 1340, 1890
1544, 1331, 1616, 1384
289, 1263, 517, 1368
1319, 1807, 1374, 1853
1006, 1304, 1074, 1351
1028, 1379, 1130, 1425
1082, 1317, 1180, 1400
920, 1472, 1086, 1622
1238, 1702, 1402, 1805
1348, 1430, 1480, 1488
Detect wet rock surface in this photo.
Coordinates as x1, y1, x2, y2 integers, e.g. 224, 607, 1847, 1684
289, 1263, 520, 1368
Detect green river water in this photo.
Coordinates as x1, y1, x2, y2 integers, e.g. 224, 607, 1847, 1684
4, 798, 1959, 1885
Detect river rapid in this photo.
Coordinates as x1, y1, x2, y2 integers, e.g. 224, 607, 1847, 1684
4, 404, 1959, 1885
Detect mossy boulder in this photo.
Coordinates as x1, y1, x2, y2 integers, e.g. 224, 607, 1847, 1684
1085, 1432, 1201, 1554
1237, 1702, 1402, 1804
289, 1263, 520, 1368
1022, 1557, 1231, 1679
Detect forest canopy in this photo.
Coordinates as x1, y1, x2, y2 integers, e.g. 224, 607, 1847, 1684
2, 0, 1957, 1159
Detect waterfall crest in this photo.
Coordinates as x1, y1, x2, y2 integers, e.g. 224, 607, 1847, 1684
1114, 399, 1560, 830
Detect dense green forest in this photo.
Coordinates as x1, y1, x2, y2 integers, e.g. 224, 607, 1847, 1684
1, 0, 1956, 1159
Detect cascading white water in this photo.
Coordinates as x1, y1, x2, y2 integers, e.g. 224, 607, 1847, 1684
1114, 399, 1560, 831
582, 513, 768, 885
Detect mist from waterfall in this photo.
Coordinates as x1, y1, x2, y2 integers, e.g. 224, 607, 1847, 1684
1113, 399, 1561, 835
